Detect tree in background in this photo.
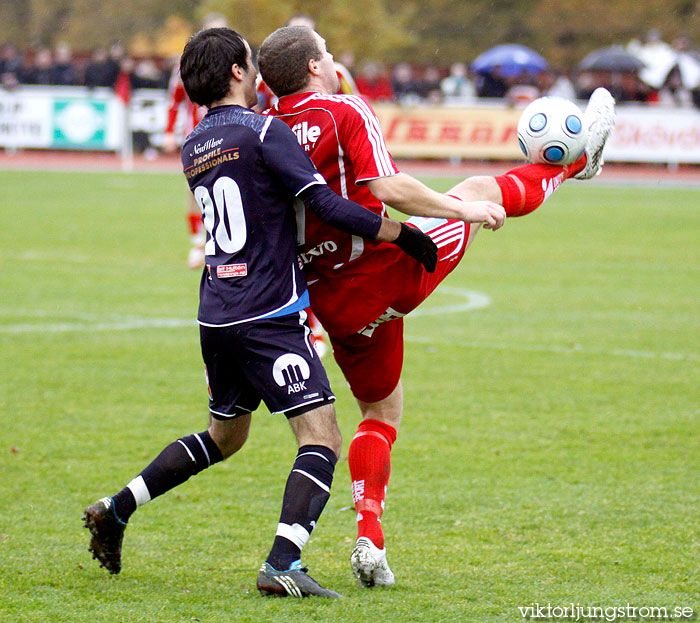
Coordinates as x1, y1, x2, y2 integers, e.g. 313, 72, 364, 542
0, 0, 697, 67
197, 0, 415, 59
386, 0, 699, 67
0, 0, 197, 50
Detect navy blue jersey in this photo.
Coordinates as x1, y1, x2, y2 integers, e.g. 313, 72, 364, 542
182, 105, 325, 326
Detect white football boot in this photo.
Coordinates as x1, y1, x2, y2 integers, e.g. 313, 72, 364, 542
574, 87, 616, 180
350, 537, 395, 587
188, 245, 205, 269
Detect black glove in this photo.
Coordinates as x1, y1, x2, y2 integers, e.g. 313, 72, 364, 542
391, 222, 438, 273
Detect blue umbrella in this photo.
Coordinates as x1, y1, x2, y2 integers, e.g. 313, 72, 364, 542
471, 44, 549, 77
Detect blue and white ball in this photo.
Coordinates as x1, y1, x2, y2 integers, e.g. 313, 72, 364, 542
517, 96, 587, 165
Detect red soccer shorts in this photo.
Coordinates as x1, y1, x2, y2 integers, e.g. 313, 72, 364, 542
330, 217, 470, 403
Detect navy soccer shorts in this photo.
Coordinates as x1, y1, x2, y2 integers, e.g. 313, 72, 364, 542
200, 311, 335, 419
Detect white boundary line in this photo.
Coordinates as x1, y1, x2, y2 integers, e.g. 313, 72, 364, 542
0, 288, 488, 334
410, 286, 491, 316
403, 334, 700, 362
2, 286, 697, 362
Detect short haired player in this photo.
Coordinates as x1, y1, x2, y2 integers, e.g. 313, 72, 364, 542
258, 25, 615, 587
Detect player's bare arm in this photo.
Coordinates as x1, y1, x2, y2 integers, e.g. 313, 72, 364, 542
298, 184, 438, 272
367, 172, 506, 231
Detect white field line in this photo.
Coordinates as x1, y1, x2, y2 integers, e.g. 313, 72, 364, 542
403, 334, 700, 362
2, 287, 698, 362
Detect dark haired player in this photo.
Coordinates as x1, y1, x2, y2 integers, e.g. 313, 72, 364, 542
258, 25, 615, 587
82, 27, 437, 599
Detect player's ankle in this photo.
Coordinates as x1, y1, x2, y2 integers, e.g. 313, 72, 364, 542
566, 153, 587, 178
357, 510, 384, 549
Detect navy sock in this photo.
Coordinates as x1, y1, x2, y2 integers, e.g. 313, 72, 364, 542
266, 445, 337, 571
112, 431, 223, 522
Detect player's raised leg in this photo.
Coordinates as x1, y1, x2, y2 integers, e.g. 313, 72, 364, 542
447, 87, 616, 236
573, 87, 616, 180
256, 404, 343, 598
83, 415, 249, 574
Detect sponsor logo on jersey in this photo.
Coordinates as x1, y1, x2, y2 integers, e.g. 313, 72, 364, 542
291, 121, 321, 151
216, 263, 248, 278
298, 240, 338, 265
272, 354, 311, 394
191, 137, 224, 156
184, 149, 240, 179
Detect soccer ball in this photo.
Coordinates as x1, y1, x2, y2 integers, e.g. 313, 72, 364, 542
517, 96, 587, 165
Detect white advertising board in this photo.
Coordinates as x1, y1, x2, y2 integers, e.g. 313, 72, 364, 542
605, 106, 700, 164
0, 86, 124, 150
2, 87, 699, 164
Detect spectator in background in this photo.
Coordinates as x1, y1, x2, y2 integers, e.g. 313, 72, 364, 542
505, 70, 540, 107
51, 42, 76, 85
391, 62, 422, 104
440, 62, 476, 104
537, 69, 576, 100
355, 61, 394, 102
623, 71, 650, 102
84, 48, 117, 88
20, 47, 53, 85
575, 70, 602, 100
475, 66, 508, 98
0, 43, 22, 83
421, 65, 443, 103
658, 65, 694, 107
670, 34, 700, 109
130, 58, 167, 89
106, 43, 126, 87
630, 28, 672, 65
0, 44, 21, 90
672, 33, 694, 54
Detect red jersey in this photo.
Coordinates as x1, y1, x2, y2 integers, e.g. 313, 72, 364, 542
269, 91, 412, 337
165, 68, 206, 136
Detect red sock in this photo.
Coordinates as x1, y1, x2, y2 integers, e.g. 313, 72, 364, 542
187, 211, 203, 236
494, 154, 586, 217
348, 418, 397, 550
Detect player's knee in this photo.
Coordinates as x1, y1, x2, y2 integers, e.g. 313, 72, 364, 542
292, 404, 343, 458
208, 414, 250, 459
362, 409, 401, 432
448, 175, 502, 204
357, 383, 403, 431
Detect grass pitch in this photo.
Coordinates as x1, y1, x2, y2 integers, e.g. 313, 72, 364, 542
0, 169, 698, 622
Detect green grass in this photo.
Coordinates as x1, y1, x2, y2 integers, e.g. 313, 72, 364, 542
1, 170, 698, 622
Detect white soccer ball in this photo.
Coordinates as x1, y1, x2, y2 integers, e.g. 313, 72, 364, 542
517, 96, 587, 165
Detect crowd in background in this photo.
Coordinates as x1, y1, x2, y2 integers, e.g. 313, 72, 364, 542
0, 42, 172, 93
1, 29, 699, 109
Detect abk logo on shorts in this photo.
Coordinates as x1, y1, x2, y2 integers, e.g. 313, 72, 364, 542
272, 354, 311, 394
